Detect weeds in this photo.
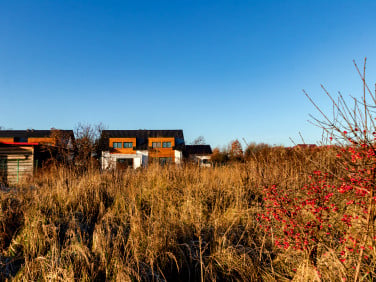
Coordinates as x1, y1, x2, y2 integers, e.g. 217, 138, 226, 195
0, 148, 362, 281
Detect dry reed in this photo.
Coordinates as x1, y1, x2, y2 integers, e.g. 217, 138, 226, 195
0, 147, 372, 281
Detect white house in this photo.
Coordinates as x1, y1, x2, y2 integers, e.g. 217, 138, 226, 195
100, 130, 185, 169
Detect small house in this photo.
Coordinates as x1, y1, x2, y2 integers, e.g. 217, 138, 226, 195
0, 129, 74, 184
184, 145, 213, 167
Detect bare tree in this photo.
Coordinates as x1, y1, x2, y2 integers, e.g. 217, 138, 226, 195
43, 129, 74, 166
305, 58, 376, 281
191, 136, 206, 145
74, 122, 107, 169
304, 58, 375, 147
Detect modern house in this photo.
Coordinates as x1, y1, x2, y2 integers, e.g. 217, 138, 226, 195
100, 130, 185, 169
184, 145, 213, 167
0, 129, 74, 184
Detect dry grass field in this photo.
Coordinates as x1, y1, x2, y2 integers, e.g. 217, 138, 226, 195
2, 145, 374, 281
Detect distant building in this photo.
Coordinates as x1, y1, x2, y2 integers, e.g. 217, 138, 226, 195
184, 145, 213, 167
100, 130, 185, 169
0, 130, 74, 184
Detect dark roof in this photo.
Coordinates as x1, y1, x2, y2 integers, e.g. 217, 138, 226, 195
100, 130, 185, 151
185, 145, 212, 155
0, 130, 74, 138
102, 130, 184, 139
174, 143, 186, 151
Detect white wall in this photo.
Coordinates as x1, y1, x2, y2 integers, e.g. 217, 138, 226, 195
101, 150, 151, 169
102, 149, 184, 169
101, 152, 141, 169
174, 150, 182, 164
194, 155, 212, 167
101, 151, 112, 170
136, 150, 148, 167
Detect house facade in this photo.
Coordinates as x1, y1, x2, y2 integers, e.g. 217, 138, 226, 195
184, 145, 213, 167
0, 129, 74, 183
100, 130, 185, 169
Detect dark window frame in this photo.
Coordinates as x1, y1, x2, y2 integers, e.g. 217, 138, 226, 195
159, 157, 172, 165
123, 142, 133, 148
14, 137, 28, 143
113, 142, 122, 149
152, 142, 161, 148
117, 158, 133, 169
162, 141, 171, 148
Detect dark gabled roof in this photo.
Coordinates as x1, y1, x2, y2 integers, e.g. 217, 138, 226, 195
0, 130, 74, 139
185, 145, 212, 155
102, 130, 184, 139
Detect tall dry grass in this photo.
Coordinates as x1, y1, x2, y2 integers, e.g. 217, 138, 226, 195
0, 147, 368, 281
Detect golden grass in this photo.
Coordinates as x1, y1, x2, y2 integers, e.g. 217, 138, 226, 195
0, 147, 373, 281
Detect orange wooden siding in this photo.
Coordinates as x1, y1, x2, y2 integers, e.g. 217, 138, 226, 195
0, 137, 56, 145
0, 138, 14, 143
109, 138, 136, 154
148, 137, 175, 160
28, 137, 55, 145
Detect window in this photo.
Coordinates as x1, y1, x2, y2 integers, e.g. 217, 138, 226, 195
123, 142, 133, 148
159, 157, 172, 165
113, 142, 122, 149
117, 158, 133, 169
152, 142, 161, 148
162, 141, 171, 148
14, 137, 28, 142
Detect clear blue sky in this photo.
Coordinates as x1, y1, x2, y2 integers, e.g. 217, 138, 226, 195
1, 1, 376, 148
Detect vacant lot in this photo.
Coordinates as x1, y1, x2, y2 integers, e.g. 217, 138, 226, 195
0, 146, 374, 281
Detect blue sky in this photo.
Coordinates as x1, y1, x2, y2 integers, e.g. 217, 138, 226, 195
1, 1, 376, 148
